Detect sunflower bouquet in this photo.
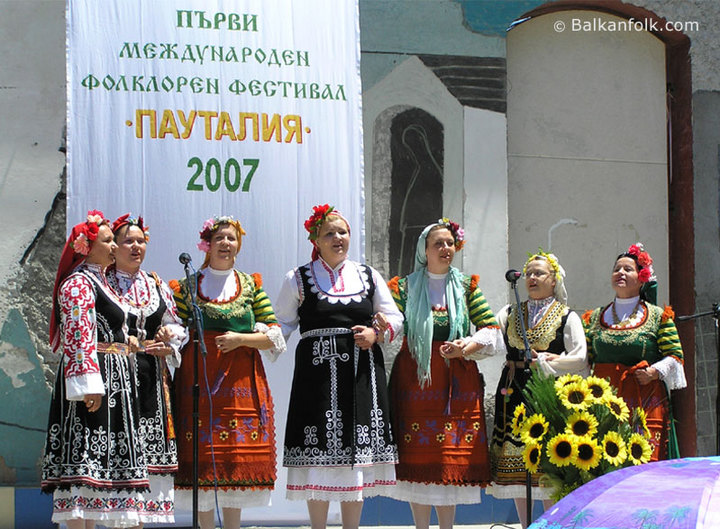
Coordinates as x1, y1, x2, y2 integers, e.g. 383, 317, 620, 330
515, 370, 653, 501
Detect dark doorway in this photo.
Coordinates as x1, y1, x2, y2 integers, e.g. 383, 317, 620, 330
388, 108, 444, 277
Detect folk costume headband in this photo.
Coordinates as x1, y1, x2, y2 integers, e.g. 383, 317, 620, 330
406, 219, 469, 387
619, 242, 657, 304
523, 249, 568, 305
111, 213, 150, 242
304, 204, 350, 261
50, 210, 109, 351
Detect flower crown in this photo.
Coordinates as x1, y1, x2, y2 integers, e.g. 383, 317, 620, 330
626, 242, 655, 283
197, 215, 245, 252
524, 249, 562, 280
71, 210, 107, 256
112, 213, 150, 242
304, 204, 335, 241
437, 217, 465, 250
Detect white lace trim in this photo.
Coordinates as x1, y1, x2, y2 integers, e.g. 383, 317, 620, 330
653, 355, 687, 390
464, 326, 505, 360
255, 322, 287, 362
385, 480, 483, 505
175, 487, 271, 510
485, 482, 552, 500
306, 260, 369, 305
285, 464, 396, 502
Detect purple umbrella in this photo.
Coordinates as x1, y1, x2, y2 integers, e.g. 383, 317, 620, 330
528, 457, 720, 529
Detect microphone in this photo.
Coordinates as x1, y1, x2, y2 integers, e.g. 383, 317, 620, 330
505, 269, 522, 283
179, 252, 192, 265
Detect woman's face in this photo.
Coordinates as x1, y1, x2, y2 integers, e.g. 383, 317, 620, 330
425, 228, 455, 274
85, 224, 117, 268
315, 217, 350, 267
208, 224, 239, 270
114, 225, 146, 273
525, 259, 556, 300
612, 256, 642, 298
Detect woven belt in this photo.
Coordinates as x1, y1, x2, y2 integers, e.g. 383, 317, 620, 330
97, 342, 132, 355
96, 340, 154, 355
300, 327, 353, 339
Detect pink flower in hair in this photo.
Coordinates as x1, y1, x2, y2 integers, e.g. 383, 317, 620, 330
72, 233, 91, 256
197, 240, 211, 252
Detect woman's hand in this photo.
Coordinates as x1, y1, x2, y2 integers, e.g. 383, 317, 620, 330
373, 312, 389, 343
216, 331, 243, 354
144, 340, 173, 357
84, 393, 103, 413
155, 326, 175, 344
352, 325, 376, 350
128, 335, 141, 353
635, 366, 659, 385
439, 339, 465, 359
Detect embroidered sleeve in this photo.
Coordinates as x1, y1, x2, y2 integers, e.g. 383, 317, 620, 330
173, 277, 193, 323
60, 274, 106, 400
582, 308, 597, 363
657, 306, 684, 364
467, 280, 499, 329
251, 274, 279, 326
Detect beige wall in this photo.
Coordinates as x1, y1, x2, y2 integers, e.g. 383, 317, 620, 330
507, 10, 669, 312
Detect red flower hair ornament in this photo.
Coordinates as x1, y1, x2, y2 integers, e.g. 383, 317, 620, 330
112, 213, 150, 242
304, 204, 351, 261
626, 242, 655, 283
50, 210, 110, 351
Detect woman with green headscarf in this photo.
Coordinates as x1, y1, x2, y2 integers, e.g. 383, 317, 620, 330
384, 219, 505, 529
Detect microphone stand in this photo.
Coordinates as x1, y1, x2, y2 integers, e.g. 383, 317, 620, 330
677, 303, 720, 454
508, 275, 534, 526
182, 260, 208, 529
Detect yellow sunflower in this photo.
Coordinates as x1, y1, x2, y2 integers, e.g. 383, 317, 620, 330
633, 407, 651, 439
520, 413, 550, 444
511, 402, 527, 437
573, 436, 602, 471
554, 373, 584, 392
605, 396, 630, 422
559, 380, 592, 410
546, 432, 577, 467
584, 376, 612, 403
627, 433, 653, 465
565, 411, 599, 438
522, 442, 542, 474
404, 434, 412, 443
601, 431, 627, 466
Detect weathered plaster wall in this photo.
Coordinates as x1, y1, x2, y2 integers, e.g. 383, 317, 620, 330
0, 0, 67, 485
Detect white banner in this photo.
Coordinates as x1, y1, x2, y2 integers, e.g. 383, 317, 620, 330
67, 0, 362, 523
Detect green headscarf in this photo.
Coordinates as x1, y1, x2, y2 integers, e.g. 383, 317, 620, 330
405, 221, 469, 387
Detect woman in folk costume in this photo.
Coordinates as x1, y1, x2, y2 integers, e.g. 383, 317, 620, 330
274, 205, 403, 529
486, 251, 588, 529
42, 210, 150, 528
583, 243, 685, 461
384, 219, 505, 529
171, 215, 286, 529
106, 214, 187, 525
